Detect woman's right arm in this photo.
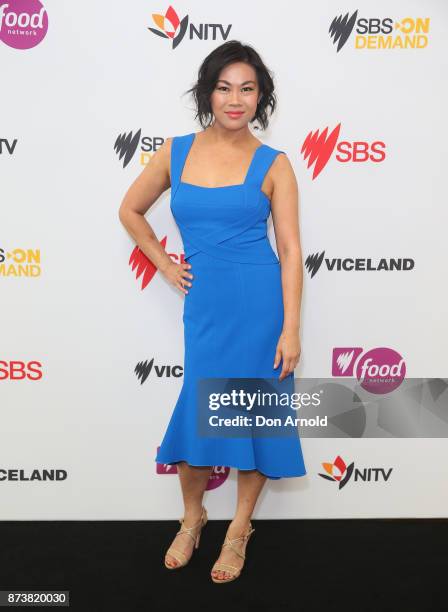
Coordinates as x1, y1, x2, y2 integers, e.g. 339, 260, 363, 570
118, 137, 193, 295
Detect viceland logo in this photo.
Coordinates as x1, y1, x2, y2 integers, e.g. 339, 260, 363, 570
319, 455, 393, 490
114, 129, 141, 168
148, 5, 232, 49
305, 251, 415, 278
135, 358, 183, 383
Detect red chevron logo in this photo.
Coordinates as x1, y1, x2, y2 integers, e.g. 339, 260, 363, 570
129, 236, 168, 290
301, 123, 341, 179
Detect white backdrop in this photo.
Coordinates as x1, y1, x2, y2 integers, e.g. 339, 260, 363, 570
1, 0, 447, 519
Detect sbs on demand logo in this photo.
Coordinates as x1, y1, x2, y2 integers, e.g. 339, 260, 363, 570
148, 4, 232, 49
301, 123, 385, 180
0, 0, 48, 50
319, 455, 393, 490
329, 10, 430, 52
0, 246, 41, 277
114, 130, 166, 168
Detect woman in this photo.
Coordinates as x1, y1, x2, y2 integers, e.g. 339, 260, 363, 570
119, 40, 306, 583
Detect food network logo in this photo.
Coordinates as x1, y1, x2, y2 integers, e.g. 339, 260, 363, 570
329, 10, 430, 52
301, 123, 385, 180
156, 450, 230, 490
332, 347, 406, 394
305, 251, 415, 278
135, 358, 183, 383
0, 0, 48, 50
148, 5, 232, 50
319, 455, 393, 490
129, 239, 185, 290
114, 130, 165, 168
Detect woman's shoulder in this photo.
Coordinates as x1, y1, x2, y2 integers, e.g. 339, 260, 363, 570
170, 132, 194, 144
161, 132, 193, 160
165, 132, 195, 157
261, 141, 291, 183
162, 132, 193, 148
262, 141, 287, 156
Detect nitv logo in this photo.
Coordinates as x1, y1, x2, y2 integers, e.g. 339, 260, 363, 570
0, 137, 18, 155
0, 0, 48, 50
301, 123, 385, 179
114, 130, 165, 168
148, 5, 232, 50
332, 347, 406, 394
329, 10, 430, 52
319, 455, 393, 490
129, 239, 186, 290
135, 358, 183, 383
305, 251, 415, 278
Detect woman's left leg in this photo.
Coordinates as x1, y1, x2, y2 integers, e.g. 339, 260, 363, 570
211, 468, 267, 581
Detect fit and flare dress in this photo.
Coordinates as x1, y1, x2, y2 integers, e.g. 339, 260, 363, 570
155, 132, 307, 480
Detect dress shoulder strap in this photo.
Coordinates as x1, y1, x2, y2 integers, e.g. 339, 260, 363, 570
244, 144, 286, 190
170, 132, 194, 199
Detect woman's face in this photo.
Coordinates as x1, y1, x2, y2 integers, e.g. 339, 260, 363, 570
209, 61, 260, 129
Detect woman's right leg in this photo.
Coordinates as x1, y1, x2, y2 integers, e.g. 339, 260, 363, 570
165, 461, 214, 567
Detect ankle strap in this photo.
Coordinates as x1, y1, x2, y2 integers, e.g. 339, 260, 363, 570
176, 506, 207, 540
222, 526, 255, 560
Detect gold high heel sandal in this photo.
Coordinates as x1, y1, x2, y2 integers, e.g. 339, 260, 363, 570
211, 522, 255, 583
164, 506, 208, 569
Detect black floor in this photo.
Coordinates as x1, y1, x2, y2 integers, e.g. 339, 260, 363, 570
0, 519, 446, 611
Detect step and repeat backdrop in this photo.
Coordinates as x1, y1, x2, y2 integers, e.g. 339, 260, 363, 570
1, 1, 447, 519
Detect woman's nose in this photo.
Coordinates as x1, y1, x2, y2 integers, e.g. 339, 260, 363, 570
229, 90, 241, 105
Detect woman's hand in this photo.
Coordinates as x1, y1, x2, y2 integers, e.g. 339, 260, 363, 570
273, 329, 301, 381
160, 261, 193, 295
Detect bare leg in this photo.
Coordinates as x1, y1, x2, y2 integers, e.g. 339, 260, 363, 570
211, 469, 267, 580
165, 461, 213, 567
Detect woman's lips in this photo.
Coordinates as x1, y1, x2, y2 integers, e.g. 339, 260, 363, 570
226, 111, 244, 118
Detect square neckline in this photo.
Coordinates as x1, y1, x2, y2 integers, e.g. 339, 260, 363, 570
179, 132, 266, 190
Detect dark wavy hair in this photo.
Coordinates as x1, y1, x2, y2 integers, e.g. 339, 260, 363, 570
184, 40, 277, 131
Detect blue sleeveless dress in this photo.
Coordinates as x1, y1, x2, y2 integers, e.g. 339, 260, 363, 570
155, 132, 307, 480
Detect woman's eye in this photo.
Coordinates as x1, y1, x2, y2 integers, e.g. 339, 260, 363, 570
217, 86, 254, 92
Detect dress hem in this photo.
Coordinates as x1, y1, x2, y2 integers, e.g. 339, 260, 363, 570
155, 455, 307, 481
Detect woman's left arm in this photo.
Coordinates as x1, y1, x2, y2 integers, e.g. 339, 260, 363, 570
269, 152, 303, 381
